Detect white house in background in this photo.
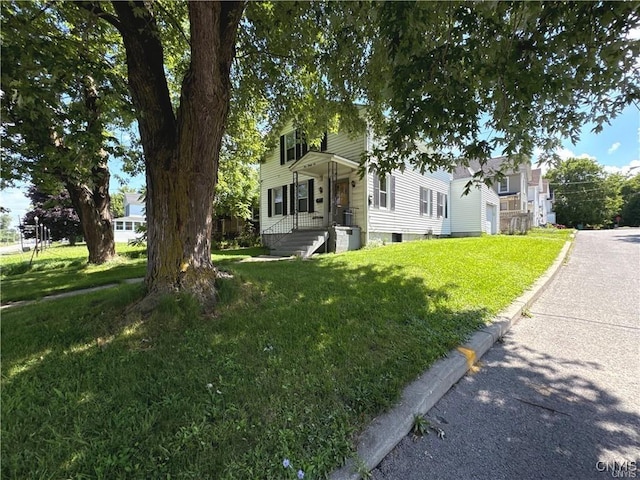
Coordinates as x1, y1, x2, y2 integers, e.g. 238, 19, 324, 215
451, 166, 500, 236
540, 178, 556, 225
528, 168, 544, 227
261, 123, 502, 256
113, 193, 146, 243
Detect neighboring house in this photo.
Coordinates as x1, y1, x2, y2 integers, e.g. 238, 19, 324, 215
260, 123, 470, 256
113, 193, 146, 243
528, 168, 544, 227
452, 156, 532, 233
451, 166, 500, 236
541, 179, 556, 225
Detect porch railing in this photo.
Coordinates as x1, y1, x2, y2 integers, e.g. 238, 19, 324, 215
262, 213, 325, 248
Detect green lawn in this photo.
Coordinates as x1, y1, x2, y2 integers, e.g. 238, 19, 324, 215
1, 231, 571, 479
0, 244, 267, 302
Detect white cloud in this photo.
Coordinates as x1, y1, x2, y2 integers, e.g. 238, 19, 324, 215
603, 159, 640, 176
607, 142, 621, 155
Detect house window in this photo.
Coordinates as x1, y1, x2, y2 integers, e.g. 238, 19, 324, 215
273, 186, 284, 215
280, 129, 315, 164
420, 187, 433, 216
297, 183, 308, 212
437, 192, 448, 218
373, 174, 388, 208
115, 221, 124, 231
372, 173, 395, 210
284, 131, 296, 162
498, 177, 509, 193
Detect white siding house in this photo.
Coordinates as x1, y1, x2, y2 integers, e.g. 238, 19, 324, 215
113, 193, 146, 243
450, 167, 499, 236
260, 124, 452, 254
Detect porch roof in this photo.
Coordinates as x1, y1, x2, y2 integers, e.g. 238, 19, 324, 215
288, 151, 359, 178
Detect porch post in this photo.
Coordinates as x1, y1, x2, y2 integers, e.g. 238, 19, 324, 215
292, 171, 299, 230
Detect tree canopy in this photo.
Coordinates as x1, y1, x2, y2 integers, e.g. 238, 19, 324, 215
21, 185, 83, 242
546, 157, 620, 227
3, 1, 638, 307
1, 1, 141, 263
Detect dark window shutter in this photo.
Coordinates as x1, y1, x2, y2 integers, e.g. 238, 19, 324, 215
419, 187, 424, 215
267, 189, 273, 217
301, 132, 308, 157
308, 179, 314, 213
282, 185, 288, 216
280, 136, 285, 165
373, 174, 380, 209
390, 175, 396, 211
321, 132, 328, 152
290, 183, 295, 213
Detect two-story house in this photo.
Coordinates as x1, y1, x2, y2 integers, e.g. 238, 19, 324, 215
112, 193, 146, 243
260, 124, 486, 256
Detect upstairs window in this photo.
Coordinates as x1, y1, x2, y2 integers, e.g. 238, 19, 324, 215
284, 131, 296, 162
280, 130, 327, 164
498, 177, 509, 193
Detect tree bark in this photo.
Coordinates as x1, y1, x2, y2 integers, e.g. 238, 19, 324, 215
65, 161, 115, 264
111, 1, 245, 308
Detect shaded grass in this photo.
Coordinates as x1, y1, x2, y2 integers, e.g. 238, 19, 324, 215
0, 244, 267, 303
1, 235, 569, 479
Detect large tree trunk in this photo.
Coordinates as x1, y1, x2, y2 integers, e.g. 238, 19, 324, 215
65, 161, 115, 264
111, 1, 244, 309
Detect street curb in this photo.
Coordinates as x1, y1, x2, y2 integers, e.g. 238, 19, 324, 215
330, 239, 573, 480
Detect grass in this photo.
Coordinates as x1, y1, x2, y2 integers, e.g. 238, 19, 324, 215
1, 232, 571, 479
0, 244, 267, 302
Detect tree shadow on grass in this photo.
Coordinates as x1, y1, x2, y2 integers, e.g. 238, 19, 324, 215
373, 335, 640, 480
2, 256, 490, 479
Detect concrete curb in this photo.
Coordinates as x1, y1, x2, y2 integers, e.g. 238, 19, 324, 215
330, 239, 573, 480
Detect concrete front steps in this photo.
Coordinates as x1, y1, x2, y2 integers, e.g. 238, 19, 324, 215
270, 229, 328, 258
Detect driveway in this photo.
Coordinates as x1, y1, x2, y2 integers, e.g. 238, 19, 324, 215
373, 228, 640, 480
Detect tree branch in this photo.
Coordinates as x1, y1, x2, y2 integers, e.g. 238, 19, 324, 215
77, 1, 122, 33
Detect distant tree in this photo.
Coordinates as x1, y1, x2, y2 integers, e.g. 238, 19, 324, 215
1, 2, 138, 263
546, 158, 618, 227
0, 213, 11, 231
620, 174, 640, 226
21, 186, 83, 244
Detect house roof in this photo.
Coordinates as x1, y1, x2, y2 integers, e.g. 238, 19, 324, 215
453, 156, 531, 180
289, 151, 359, 178
124, 193, 144, 205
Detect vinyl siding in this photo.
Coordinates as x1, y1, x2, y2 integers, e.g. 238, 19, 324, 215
451, 179, 499, 236
260, 124, 366, 232
451, 180, 482, 234
367, 166, 451, 240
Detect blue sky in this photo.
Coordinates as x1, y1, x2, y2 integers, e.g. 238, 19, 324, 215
2, 104, 639, 229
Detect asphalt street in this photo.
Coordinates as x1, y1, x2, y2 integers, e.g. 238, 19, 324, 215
372, 228, 640, 480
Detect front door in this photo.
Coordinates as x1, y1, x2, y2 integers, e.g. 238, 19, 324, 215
335, 179, 350, 225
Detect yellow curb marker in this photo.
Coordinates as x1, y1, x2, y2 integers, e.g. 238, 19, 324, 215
457, 346, 477, 368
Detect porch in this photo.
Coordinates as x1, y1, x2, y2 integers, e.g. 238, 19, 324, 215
262, 151, 363, 256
